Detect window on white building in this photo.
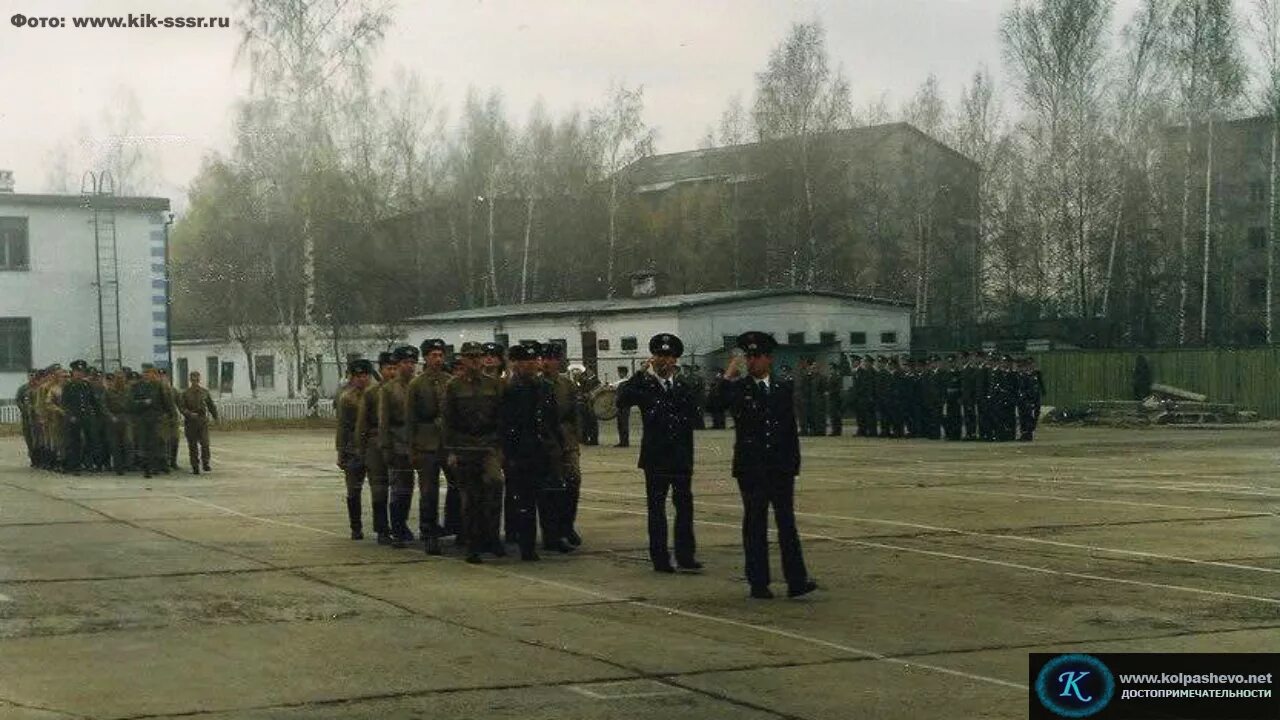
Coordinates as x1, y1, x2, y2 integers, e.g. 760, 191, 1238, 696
0, 317, 31, 371
880, 331, 898, 345
819, 331, 836, 345
0, 218, 29, 271
849, 331, 867, 345
176, 358, 189, 389
598, 338, 611, 351
787, 332, 806, 345
206, 357, 220, 391
254, 355, 275, 390
620, 336, 638, 351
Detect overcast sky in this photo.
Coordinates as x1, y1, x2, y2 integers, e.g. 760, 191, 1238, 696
0, 0, 1153, 209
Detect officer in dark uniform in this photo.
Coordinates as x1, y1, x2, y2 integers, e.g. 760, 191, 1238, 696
976, 352, 995, 441
617, 333, 702, 574
942, 355, 964, 441
355, 352, 395, 544
852, 355, 876, 437
61, 360, 105, 474
129, 364, 169, 478
336, 359, 374, 539
707, 332, 818, 600
959, 352, 979, 440
381, 345, 419, 548
1017, 358, 1044, 441
708, 368, 727, 429
499, 343, 565, 561
874, 357, 894, 437
826, 360, 845, 436
443, 342, 505, 564
542, 343, 583, 547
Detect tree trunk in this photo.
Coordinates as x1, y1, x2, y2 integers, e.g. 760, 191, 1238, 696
239, 338, 257, 399
487, 174, 500, 305
1177, 120, 1195, 345
1269, 120, 1277, 343
802, 153, 817, 290
730, 182, 741, 289
914, 214, 927, 325
1199, 118, 1214, 344
1101, 172, 1125, 318
520, 194, 535, 303
606, 176, 619, 299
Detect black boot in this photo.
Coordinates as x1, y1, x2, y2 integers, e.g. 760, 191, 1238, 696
389, 499, 410, 548
372, 499, 391, 545
345, 496, 364, 540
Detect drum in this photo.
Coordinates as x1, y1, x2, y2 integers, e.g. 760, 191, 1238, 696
589, 385, 618, 421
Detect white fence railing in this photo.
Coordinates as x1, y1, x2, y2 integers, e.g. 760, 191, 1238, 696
0, 399, 335, 424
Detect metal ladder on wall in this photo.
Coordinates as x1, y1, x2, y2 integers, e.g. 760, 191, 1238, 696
85, 171, 123, 373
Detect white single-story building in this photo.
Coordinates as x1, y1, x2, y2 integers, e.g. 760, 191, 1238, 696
168, 281, 912, 400
0, 172, 172, 399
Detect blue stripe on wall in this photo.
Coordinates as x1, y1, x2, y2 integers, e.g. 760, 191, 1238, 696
152, 295, 166, 305
150, 230, 165, 244
153, 328, 167, 338
153, 311, 167, 322
154, 345, 170, 356
151, 263, 166, 274
151, 279, 166, 289
150, 247, 165, 257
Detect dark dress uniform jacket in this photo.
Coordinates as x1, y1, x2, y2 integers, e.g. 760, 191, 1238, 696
498, 377, 560, 476
708, 375, 801, 478
617, 370, 698, 475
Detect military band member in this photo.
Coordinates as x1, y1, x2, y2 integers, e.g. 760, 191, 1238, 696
381, 345, 420, 548
180, 371, 218, 474
443, 342, 505, 564
708, 368, 728, 429
541, 343, 583, 547
408, 339, 452, 555
852, 355, 877, 437
336, 359, 374, 539
617, 333, 702, 574
708, 332, 817, 600
574, 368, 601, 445
355, 352, 395, 544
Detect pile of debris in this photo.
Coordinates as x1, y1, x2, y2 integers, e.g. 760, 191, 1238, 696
1046, 383, 1259, 426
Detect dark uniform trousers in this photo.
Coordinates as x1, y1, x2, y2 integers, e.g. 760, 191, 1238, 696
109, 416, 133, 472
943, 396, 963, 441
341, 452, 369, 532
362, 441, 391, 535
387, 452, 417, 538
558, 448, 582, 540
737, 471, 808, 590
442, 465, 462, 535
962, 402, 978, 440
63, 416, 94, 470
508, 466, 560, 554
615, 408, 631, 446
185, 417, 211, 469
456, 450, 503, 553
645, 471, 696, 567
412, 451, 445, 537
134, 416, 165, 474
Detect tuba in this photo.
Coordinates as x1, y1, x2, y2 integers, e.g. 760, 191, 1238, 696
589, 385, 618, 420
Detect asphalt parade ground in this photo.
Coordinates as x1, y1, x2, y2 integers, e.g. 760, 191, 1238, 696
0, 423, 1276, 719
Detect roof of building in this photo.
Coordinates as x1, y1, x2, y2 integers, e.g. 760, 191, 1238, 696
0, 193, 170, 212
407, 289, 912, 324
621, 122, 976, 192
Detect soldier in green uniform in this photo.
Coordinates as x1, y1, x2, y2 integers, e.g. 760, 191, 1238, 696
408, 339, 452, 555
104, 370, 133, 474
575, 368, 601, 445
41, 366, 68, 470
15, 369, 36, 467
179, 371, 218, 474
541, 342, 581, 547
158, 369, 181, 470
336, 359, 374, 539
379, 346, 419, 548
87, 368, 111, 471
356, 352, 396, 544
443, 341, 505, 564
874, 357, 894, 438
130, 364, 169, 478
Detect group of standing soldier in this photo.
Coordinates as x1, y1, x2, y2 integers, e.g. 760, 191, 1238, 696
335, 339, 583, 563
15, 361, 218, 478
785, 351, 1044, 442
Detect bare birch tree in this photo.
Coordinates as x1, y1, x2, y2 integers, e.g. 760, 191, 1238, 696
1252, 0, 1280, 341
591, 82, 655, 298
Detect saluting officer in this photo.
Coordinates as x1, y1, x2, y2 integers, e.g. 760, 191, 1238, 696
617, 333, 702, 574
708, 332, 818, 600
443, 342, 505, 564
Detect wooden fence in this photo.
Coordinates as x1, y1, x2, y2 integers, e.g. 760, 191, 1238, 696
1030, 347, 1280, 419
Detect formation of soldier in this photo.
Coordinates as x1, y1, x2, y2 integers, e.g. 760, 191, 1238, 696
15, 361, 218, 478
845, 352, 1044, 442
334, 332, 819, 600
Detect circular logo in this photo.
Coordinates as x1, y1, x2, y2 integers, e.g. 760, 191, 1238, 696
1035, 654, 1115, 718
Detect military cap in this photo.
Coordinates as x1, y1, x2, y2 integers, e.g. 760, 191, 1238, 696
481, 341, 504, 357
649, 333, 684, 358
126, 370, 140, 380
88, 366, 100, 375
540, 342, 565, 360
140, 362, 156, 371
377, 351, 396, 366
393, 345, 420, 363
419, 338, 447, 355
70, 359, 89, 372
459, 341, 484, 357
347, 358, 374, 375
508, 344, 539, 361
736, 331, 776, 356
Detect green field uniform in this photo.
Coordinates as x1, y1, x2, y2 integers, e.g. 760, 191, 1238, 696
442, 370, 504, 559
354, 381, 391, 539
129, 379, 169, 476
408, 366, 452, 540
179, 385, 218, 472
